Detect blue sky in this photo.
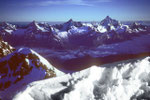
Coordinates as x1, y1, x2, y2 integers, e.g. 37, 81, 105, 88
0, 0, 150, 22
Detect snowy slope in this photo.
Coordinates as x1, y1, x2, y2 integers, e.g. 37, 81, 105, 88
14, 56, 150, 100
0, 22, 16, 35
0, 48, 64, 99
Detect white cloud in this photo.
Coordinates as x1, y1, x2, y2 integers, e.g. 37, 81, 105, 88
23, 0, 112, 7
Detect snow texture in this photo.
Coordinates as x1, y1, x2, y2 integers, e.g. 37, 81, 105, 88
14, 56, 150, 100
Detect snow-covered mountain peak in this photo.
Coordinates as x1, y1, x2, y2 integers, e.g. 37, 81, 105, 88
100, 16, 121, 31
29, 20, 36, 25
0, 22, 16, 35
105, 16, 112, 20
130, 22, 147, 32
25, 21, 50, 35
27, 21, 40, 29
67, 19, 73, 23
100, 16, 114, 24
0, 22, 15, 28
0, 47, 64, 98
61, 19, 83, 31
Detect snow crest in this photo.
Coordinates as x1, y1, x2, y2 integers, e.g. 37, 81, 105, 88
14, 56, 150, 100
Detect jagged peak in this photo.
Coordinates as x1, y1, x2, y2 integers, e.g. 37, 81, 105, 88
105, 16, 112, 20
29, 20, 38, 26
28, 21, 49, 28
101, 16, 117, 23
68, 19, 73, 22
61, 19, 82, 31
1, 22, 9, 25
132, 22, 141, 26
100, 16, 120, 28
0, 22, 16, 31
27, 20, 41, 30
65, 19, 74, 24
1, 22, 13, 27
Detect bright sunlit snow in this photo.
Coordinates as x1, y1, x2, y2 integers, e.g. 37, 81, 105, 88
14, 56, 150, 100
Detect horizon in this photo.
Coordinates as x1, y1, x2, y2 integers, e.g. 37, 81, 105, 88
1, 17, 150, 23
0, 0, 150, 22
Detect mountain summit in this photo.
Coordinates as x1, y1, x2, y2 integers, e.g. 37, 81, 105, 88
0, 22, 16, 35
61, 19, 83, 31
100, 16, 121, 30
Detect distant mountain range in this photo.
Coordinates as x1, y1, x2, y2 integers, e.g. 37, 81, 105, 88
0, 16, 150, 49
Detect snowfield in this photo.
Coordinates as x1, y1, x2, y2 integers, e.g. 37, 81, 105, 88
14, 56, 150, 100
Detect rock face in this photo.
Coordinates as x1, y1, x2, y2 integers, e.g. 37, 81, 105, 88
0, 37, 14, 58
14, 56, 150, 100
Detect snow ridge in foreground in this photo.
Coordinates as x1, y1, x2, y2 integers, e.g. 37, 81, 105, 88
14, 57, 150, 100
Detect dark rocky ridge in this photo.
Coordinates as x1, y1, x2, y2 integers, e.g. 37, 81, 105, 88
0, 36, 15, 58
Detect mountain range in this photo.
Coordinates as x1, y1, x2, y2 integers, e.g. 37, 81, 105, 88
0, 16, 149, 49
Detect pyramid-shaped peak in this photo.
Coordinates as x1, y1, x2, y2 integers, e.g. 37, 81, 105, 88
28, 21, 39, 27
103, 16, 114, 21
100, 16, 120, 29
66, 19, 74, 23
69, 19, 73, 22
105, 16, 111, 19
30, 20, 37, 25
